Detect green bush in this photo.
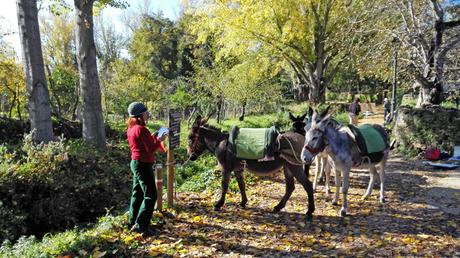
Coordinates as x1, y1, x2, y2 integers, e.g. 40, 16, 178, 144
326, 92, 338, 101
0, 134, 131, 242
217, 113, 292, 132
334, 112, 350, 125
0, 214, 137, 258
177, 154, 219, 192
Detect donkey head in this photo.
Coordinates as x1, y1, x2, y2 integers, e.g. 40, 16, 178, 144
301, 106, 331, 164
289, 108, 311, 135
187, 115, 209, 161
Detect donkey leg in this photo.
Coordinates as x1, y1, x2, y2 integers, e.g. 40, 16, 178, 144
378, 157, 387, 203
214, 170, 231, 211
332, 167, 340, 206
313, 156, 320, 191
362, 166, 377, 200
290, 165, 315, 220
324, 159, 331, 194
340, 169, 350, 217
234, 170, 248, 208
273, 168, 295, 213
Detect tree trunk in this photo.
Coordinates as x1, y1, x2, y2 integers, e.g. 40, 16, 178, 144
308, 77, 325, 104
291, 76, 309, 102
414, 0, 460, 107
217, 96, 223, 123
239, 100, 246, 121
45, 65, 62, 117
74, 0, 106, 148
17, 0, 54, 142
416, 81, 443, 107
71, 81, 80, 121
16, 84, 22, 121
8, 95, 16, 119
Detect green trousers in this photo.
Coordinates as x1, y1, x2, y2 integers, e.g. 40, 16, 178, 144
129, 160, 157, 228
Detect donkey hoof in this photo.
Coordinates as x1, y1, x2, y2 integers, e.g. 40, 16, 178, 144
380, 198, 386, 203
272, 206, 282, 213
213, 205, 221, 211
240, 202, 247, 209
361, 195, 369, 201
340, 209, 347, 217
305, 214, 313, 222
332, 201, 339, 206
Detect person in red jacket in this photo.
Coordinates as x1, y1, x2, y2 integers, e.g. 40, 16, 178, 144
126, 102, 167, 236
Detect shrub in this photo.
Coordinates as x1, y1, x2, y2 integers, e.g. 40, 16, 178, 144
0, 213, 137, 258
0, 134, 131, 242
334, 112, 350, 125
326, 92, 338, 101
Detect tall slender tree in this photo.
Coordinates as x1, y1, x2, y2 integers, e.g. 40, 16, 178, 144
17, 0, 54, 142
74, 0, 106, 148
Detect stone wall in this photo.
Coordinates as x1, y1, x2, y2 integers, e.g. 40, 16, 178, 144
393, 106, 460, 154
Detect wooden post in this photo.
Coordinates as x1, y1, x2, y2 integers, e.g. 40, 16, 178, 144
167, 148, 174, 207
155, 164, 163, 211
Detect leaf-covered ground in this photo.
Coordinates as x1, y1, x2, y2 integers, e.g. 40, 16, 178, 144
102, 155, 459, 257
5, 109, 458, 257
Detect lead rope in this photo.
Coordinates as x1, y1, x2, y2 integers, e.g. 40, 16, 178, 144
283, 136, 304, 166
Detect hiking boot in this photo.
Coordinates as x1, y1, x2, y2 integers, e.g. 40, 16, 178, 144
130, 224, 159, 237
125, 221, 135, 230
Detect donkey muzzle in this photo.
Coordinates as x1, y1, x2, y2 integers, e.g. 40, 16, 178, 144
189, 153, 198, 161
301, 147, 314, 164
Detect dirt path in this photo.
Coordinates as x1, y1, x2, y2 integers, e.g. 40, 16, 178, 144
115, 105, 459, 257
360, 104, 460, 215
358, 104, 385, 126
128, 153, 460, 257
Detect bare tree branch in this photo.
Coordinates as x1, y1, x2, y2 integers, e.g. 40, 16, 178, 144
438, 34, 460, 60
443, 19, 460, 30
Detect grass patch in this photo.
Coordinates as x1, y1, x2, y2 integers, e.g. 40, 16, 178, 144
0, 213, 151, 258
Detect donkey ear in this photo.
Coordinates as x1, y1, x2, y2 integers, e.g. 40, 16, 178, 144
288, 112, 296, 121
320, 105, 330, 118
193, 115, 202, 127
300, 112, 307, 121
322, 113, 332, 122
308, 106, 313, 118
202, 111, 214, 125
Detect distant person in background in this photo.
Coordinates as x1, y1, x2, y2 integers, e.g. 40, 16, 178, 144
383, 98, 391, 124
348, 97, 361, 125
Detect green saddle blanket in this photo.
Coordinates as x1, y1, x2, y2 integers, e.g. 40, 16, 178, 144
229, 126, 277, 160
348, 124, 386, 154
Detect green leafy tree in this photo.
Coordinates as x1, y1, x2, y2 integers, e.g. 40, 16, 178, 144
48, 66, 80, 119
40, 13, 80, 119
95, 15, 126, 121
0, 55, 26, 119
186, 0, 368, 104
130, 14, 180, 80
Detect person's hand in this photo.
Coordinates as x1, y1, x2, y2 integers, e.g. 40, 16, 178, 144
158, 133, 168, 142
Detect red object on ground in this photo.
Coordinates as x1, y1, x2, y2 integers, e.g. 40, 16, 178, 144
424, 147, 441, 161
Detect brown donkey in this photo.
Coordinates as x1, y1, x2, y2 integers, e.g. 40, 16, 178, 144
187, 116, 315, 221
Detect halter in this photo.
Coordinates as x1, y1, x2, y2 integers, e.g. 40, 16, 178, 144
189, 126, 202, 155
303, 127, 327, 156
